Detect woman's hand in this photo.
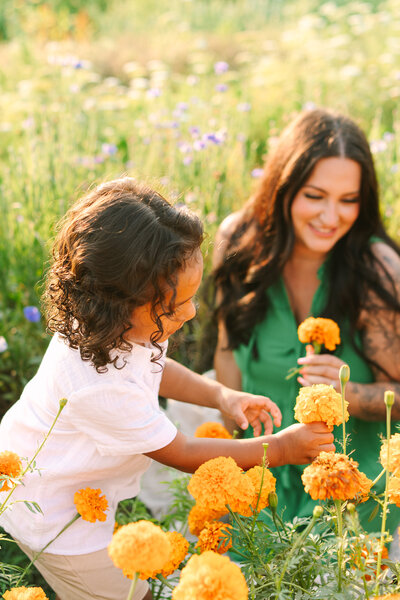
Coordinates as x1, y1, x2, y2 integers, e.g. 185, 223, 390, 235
217, 387, 282, 436
297, 350, 347, 391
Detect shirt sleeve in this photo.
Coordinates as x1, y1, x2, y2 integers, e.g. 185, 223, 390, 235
64, 381, 177, 456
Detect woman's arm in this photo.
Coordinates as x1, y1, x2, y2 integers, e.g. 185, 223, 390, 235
297, 242, 400, 421
145, 422, 335, 473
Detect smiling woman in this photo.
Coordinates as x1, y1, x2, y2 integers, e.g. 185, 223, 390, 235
212, 107, 400, 536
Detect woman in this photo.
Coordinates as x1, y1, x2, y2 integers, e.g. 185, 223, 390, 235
212, 108, 400, 533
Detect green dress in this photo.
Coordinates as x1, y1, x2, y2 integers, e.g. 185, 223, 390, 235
234, 263, 399, 533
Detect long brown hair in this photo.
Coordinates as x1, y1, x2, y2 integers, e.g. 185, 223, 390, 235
44, 178, 203, 371
214, 108, 400, 368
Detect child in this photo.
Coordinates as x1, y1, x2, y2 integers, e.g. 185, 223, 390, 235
0, 178, 334, 600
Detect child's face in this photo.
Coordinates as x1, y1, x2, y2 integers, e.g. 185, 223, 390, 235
128, 249, 203, 345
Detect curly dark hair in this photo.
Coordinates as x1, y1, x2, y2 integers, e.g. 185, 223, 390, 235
44, 177, 204, 371
214, 108, 400, 372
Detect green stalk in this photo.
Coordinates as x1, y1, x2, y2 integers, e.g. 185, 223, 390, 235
250, 443, 268, 536
156, 574, 175, 591
374, 390, 394, 596
371, 468, 386, 488
275, 505, 323, 593
339, 365, 350, 456
0, 398, 68, 516
335, 500, 344, 592
126, 573, 138, 600
346, 503, 370, 599
17, 513, 80, 584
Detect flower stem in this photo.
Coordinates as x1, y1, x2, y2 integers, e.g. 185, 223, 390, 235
339, 365, 350, 456
156, 574, 175, 591
0, 398, 68, 516
372, 468, 386, 488
126, 573, 138, 600
250, 444, 268, 537
374, 390, 394, 596
16, 513, 80, 585
335, 499, 344, 593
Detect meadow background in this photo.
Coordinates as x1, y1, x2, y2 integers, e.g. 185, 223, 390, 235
1, 0, 400, 417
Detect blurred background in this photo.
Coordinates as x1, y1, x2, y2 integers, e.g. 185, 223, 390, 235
1, 0, 400, 416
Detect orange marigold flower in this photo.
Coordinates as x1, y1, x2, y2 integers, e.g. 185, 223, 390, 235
3, 587, 48, 600
188, 504, 226, 536
240, 466, 276, 517
73, 487, 108, 522
187, 457, 255, 515
196, 521, 232, 554
380, 433, 400, 476
139, 531, 189, 580
172, 551, 248, 600
302, 452, 373, 501
108, 520, 170, 579
372, 595, 400, 599
0, 451, 23, 492
195, 422, 232, 439
294, 384, 349, 429
297, 317, 341, 351
388, 476, 400, 507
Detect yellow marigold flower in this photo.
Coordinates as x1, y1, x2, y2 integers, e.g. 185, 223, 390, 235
388, 476, 400, 507
380, 433, 400, 476
187, 457, 255, 515
188, 504, 226, 536
0, 451, 23, 492
196, 521, 232, 554
302, 452, 373, 501
294, 384, 349, 429
373, 596, 400, 599
3, 587, 48, 600
240, 466, 276, 517
73, 487, 108, 522
298, 317, 341, 351
172, 551, 248, 600
195, 422, 232, 439
108, 520, 170, 579
139, 531, 189, 580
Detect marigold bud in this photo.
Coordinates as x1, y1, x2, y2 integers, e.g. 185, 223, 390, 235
339, 364, 350, 384
347, 502, 356, 514
313, 505, 324, 519
268, 491, 278, 510
59, 398, 68, 409
384, 390, 395, 408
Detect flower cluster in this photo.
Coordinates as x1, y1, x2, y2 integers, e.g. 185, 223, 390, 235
0, 451, 23, 492
302, 452, 372, 501
139, 531, 189, 579
73, 487, 108, 522
172, 551, 248, 600
3, 587, 48, 600
298, 317, 341, 351
108, 520, 170, 579
188, 503, 226, 536
195, 422, 232, 439
294, 384, 349, 428
196, 521, 232, 554
188, 457, 254, 515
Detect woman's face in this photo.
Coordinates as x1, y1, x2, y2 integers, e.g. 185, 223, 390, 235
291, 157, 361, 257
128, 249, 203, 345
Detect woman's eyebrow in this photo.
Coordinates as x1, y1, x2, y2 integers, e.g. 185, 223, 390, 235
304, 184, 360, 195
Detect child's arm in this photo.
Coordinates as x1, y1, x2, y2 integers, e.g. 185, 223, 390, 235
145, 422, 335, 473
159, 358, 281, 435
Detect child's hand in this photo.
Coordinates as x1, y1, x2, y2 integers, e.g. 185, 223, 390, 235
217, 387, 282, 435
274, 422, 335, 466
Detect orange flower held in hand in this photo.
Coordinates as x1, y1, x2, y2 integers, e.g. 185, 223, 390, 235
302, 452, 372, 501
0, 451, 23, 492
73, 487, 108, 522
108, 520, 170, 579
172, 551, 248, 600
195, 422, 232, 439
298, 317, 341, 351
294, 383, 349, 428
3, 587, 49, 600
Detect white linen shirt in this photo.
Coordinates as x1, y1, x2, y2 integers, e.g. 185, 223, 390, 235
0, 334, 177, 554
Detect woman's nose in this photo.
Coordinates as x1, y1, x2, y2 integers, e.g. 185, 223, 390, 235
321, 200, 339, 226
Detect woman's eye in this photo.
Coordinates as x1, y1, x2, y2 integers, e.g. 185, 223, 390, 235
304, 193, 323, 200
341, 197, 360, 204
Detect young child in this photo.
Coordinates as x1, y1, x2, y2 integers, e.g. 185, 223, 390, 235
0, 178, 334, 600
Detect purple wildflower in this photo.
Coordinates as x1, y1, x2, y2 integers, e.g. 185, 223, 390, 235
183, 156, 193, 166
101, 143, 118, 156
23, 306, 41, 323
215, 83, 228, 93
237, 102, 251, 112
251, 168, 264, 178
147, 88, 161, 98
0, 336, 8, 353
193, 139, 207, 151
214, 61, 229, 74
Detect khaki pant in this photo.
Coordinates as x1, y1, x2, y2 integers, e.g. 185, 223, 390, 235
17, 542, 149, 600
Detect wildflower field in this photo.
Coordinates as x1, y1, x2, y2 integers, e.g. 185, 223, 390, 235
1, 0, 400, 598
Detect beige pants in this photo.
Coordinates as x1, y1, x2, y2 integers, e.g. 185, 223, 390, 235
18, 542, 149, 600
